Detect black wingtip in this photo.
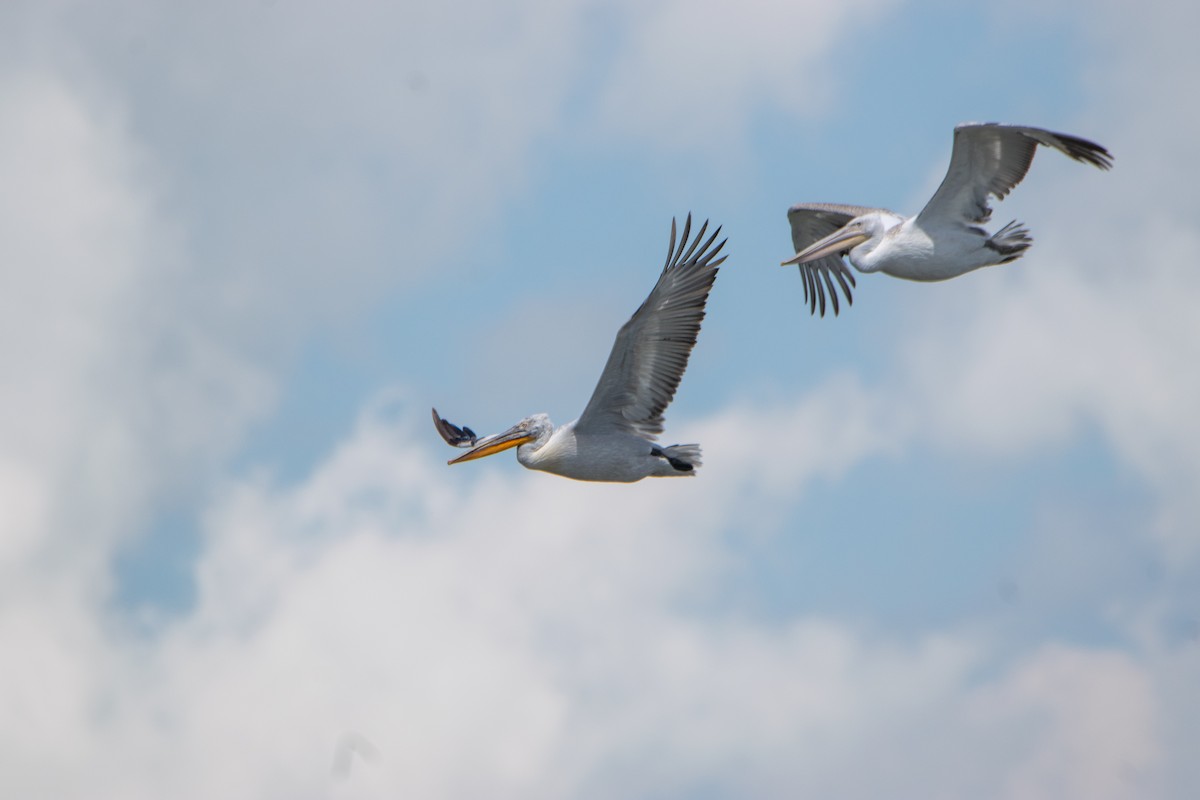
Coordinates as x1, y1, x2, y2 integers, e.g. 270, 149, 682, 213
432, 407, 478, 447
1058, 132, 1114, 171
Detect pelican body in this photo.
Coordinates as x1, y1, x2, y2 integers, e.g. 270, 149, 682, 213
433, 214, 726, 482
782, 123, 1113, 316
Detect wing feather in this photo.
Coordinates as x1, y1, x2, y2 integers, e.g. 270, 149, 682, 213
431, 408, 478, 447
916, 123, 1113, 227
785, 203, 877, 316
575, 214, 727, 439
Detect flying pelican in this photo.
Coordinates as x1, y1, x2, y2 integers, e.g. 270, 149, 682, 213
782, 123, 1113, 316
432, 214, 727, 482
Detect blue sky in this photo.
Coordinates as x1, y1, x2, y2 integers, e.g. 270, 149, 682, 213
3, 0, 1199, 797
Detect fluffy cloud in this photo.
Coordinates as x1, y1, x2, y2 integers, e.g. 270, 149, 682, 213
1, 0, 598, 352
0, 71, 271, 580
896, 228, 1200, 555
590, 0, 900, 150
6, 393, 1186, 798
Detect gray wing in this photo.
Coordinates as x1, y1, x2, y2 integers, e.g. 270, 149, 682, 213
916, 123, 1113, 227
574, 214, 727, 439
786, 202, 879, 317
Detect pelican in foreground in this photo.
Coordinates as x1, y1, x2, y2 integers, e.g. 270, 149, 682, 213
782, 123, 1113, 316
433, 214, 727, 482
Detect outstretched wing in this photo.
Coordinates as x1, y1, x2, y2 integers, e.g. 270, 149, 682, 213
575, 214, 727, 439
786, 202, 879, 316
916, 123, 1113, 227
431, 407, 478, 448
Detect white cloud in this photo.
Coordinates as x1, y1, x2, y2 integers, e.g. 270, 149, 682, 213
0, 71, 271, 582
589, 0, 900, 151
978, 646, 1160, 800
1, 0, 597, 350
3, 395, 1189, 798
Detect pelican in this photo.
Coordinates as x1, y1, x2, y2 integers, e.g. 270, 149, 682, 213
433, 214, 727, 482
782, 123, 1113, 316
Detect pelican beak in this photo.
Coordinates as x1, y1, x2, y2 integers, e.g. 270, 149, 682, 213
781, 227, 870, 266
447, 423, 535, 464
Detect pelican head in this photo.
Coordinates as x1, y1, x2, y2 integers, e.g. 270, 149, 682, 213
781, 217, 874, 267
447, 413, 554, 465
781, 212, 903, 273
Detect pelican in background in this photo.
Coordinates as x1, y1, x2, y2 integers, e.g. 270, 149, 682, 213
433, 214, 727, 482
782, 123, 1113, 316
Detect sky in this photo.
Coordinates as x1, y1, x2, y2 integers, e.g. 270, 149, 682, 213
1, 0, 1198, 797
